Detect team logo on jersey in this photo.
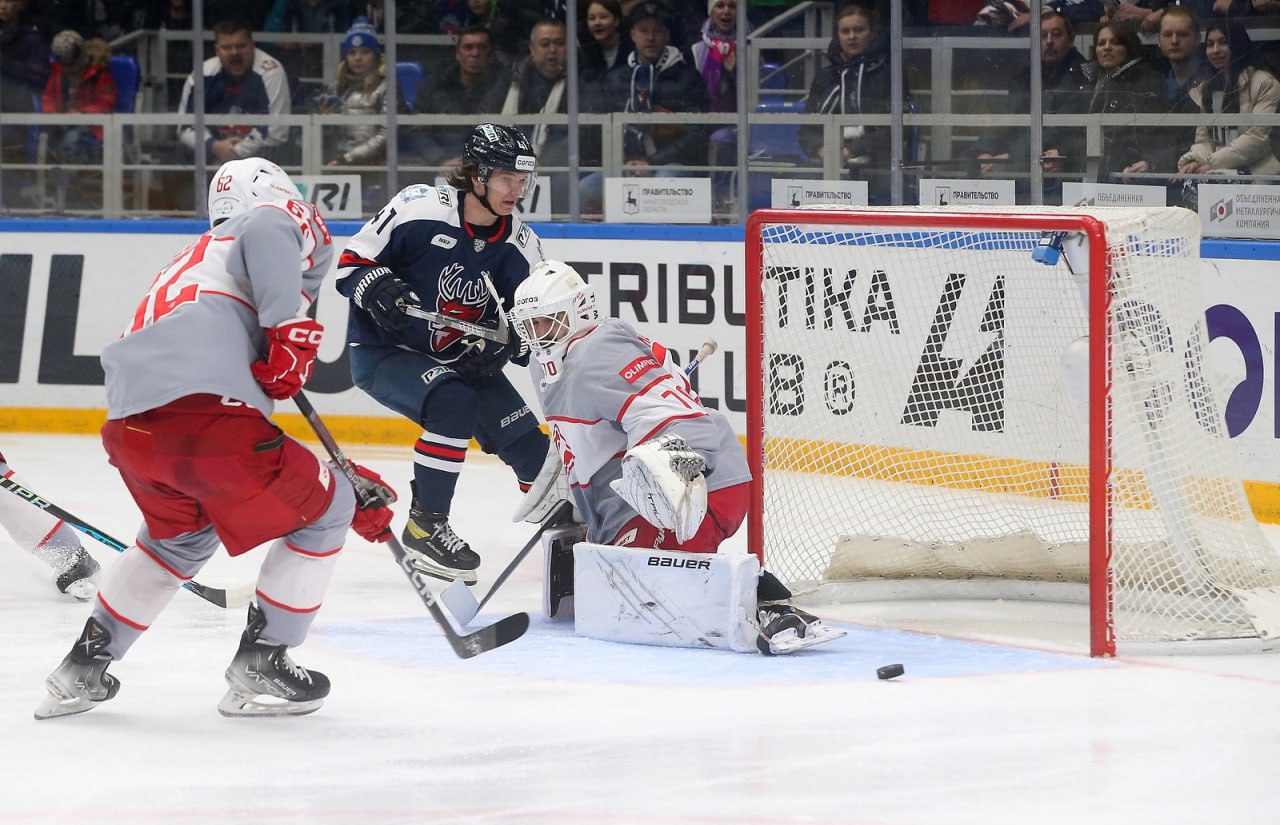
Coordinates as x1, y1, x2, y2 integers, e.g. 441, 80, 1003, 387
473, 238, 486, 253
621, 356, 660, 384
516, 225, 530, 248
431, 234, 457, 249
433, 262, 487, 351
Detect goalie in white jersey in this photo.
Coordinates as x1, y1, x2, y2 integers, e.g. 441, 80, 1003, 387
35, 159, 395, 720
509, 261, 844, 654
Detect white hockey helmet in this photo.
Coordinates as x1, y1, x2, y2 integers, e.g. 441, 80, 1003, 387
207, 158, 303, 227
510, 260, 600, 360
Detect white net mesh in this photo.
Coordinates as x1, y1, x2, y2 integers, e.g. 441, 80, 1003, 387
751, 206, 1280, 646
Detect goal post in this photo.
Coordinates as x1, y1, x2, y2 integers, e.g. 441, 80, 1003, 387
745, 206, 1280, 656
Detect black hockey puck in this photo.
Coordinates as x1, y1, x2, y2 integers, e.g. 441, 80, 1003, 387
876, 663, 905, 680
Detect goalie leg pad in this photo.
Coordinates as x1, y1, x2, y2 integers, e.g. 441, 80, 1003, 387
513, 442, 572, 524
543, 523, 587, 619
572, 542, 761, 653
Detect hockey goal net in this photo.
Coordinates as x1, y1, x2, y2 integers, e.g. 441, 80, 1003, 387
745, 206, 1280, 656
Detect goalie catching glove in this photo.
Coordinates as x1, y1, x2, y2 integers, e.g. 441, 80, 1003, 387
252, 317, 323, 399
347, 462, 397, 542
609, 433, 708, 543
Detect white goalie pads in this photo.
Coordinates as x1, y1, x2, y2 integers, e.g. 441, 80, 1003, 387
609, 434, 708, 543
513, 443, 572, 524
572, 542, 761, 653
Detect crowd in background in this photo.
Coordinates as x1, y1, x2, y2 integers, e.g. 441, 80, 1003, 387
5, 0, 1280, 214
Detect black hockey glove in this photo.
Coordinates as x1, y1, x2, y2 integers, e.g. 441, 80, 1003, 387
351, 267, 421, 335
452, 336, 514, 384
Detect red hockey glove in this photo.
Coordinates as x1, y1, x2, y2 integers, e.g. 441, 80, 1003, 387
349, 462, 396, 542
251, 317, 324, 400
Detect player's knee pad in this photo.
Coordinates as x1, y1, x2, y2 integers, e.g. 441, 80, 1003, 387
572, 542, 762, 652
421, 377, 479, 439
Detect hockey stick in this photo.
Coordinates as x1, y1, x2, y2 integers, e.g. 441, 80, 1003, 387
292, 391, 529, 658
0, 475, 252, 609
402, 305, 509, 345
439, 337, 720, 626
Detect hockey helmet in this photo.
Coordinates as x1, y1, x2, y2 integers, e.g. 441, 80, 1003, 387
510, 260, 599, 361
463, 123, 538, 198
208, 158, 303, 227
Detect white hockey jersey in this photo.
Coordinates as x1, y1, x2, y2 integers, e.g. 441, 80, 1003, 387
528, 318, 751, 543
101, 200, 333, 420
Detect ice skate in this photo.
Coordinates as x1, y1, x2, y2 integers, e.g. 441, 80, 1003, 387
218, 604, 330, 718
402, 500, 480, 585
55, 547, 101, 601
755, 604, 847, 656
35, 617, 120, 720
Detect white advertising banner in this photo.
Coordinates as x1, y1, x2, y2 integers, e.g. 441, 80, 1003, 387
1198, 184, 1280, 240
919, 178, 1016, 206
770, 178, 869, 209
603, 177, 712, 223
292, 175, 364, 220
1062, 182, 1166, 207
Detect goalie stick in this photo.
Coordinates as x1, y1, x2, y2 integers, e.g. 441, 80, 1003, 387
440, 338, 720, 626
292, 391, 529, 658
0, 475, 253, 609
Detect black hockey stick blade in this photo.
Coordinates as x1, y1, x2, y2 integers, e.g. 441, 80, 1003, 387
0, 475, 251, 608
293, 391, 530, 657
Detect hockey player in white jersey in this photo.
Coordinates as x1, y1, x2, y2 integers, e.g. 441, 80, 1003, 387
0, 452, 100, 599
508, 260, 844, 654
35, 159, 395, 721
336, 123, 559, 586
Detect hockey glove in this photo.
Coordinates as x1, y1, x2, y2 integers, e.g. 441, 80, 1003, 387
609, 433, 709, 543
252, 317, 324, 400
351, 266, 422, 335
348, 462, 396, 542
452, 335, 514, 384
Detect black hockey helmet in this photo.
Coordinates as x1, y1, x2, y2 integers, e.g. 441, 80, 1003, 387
463, 124, 537, 197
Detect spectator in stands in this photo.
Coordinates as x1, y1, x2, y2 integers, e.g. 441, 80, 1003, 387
176, 19, 292, 164
0, 0, 50, 177
580, 0, 632, 85
408, 25, 509, 167
1178, 22, 1280, 180
146, 0, 193, 29
581, 1, 708, 214
1086, 21, 1164, 184
1103, 1, 1252, 33
316, 17, 387, 167
972, 11, 1091, 200
501, 18, 585, 211
692, 0, 739, 114
42, 30, 117, 164
492, 0, 565, 62
799, 3, 905, 204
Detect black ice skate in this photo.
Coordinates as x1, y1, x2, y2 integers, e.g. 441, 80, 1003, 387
402, 500, 480, 585
755, 604, 847, 656
35, 616, 120, 720
218, 604, 330, 718
55, 547, 101, 601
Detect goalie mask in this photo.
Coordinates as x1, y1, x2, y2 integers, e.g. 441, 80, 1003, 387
464, 123, 538, 199
510, 260, 600, 364
208, 158, 303, 227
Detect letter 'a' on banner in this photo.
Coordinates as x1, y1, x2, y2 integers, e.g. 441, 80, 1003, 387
605, 177, 712, 224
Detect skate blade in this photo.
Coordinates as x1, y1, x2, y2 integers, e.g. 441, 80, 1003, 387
217, 688, 323, 718
405, 555, 478, 586
758, 625, 848, 656
34, 691, 98, 720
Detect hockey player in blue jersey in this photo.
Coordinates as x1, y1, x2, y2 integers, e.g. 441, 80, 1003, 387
336, 124, 562, 585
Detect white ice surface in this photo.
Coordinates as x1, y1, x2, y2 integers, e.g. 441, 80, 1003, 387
1, 433, 1278, 824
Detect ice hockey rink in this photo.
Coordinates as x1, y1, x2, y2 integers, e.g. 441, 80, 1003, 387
2, 432, 1278, 825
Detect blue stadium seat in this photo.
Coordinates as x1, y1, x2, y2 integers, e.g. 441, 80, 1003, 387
397, 62, 424, 112
109, 55, 140, 113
